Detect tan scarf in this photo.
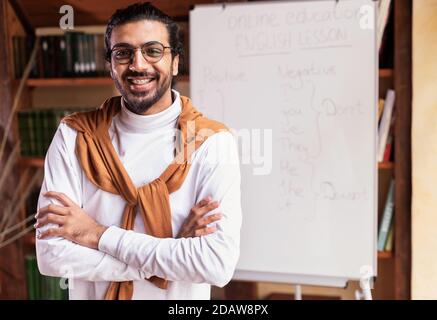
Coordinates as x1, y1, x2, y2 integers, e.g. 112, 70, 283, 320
62, 95, 227, 300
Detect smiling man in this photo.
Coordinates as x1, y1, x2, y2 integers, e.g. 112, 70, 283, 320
35, 2, 242, 300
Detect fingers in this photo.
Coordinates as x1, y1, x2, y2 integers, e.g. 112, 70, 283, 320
37, 226, 64, 239
36, 204, 69, 218
195, 196, 212, 208
192, 213, 222, 238
194, 226, 217, 237
186, 201, 219, 231
43, 191, 77, 208
35, 213, 65, 228
188, 199, 219, 226
196, 213, 223, 228
193, 201, 219, 217
177, 198, 221, 238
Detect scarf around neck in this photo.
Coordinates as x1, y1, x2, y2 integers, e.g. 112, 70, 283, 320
62, 95, 227, 299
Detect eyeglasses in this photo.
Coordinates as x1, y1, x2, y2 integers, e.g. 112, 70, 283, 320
110, 41, 173, 64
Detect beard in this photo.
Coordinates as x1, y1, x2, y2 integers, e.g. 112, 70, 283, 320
114, 66, 173, 115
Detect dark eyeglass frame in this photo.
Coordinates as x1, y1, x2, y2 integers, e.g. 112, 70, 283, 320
109, 41, 173, 64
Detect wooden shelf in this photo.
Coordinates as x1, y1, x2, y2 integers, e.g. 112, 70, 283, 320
25, 74, 189, 87
378, 162, 394, 169
378, 251, 393, 259
177, 74, 189, 82
18, 157, 44, 167
24, 230, 36, 246
26, 77, 114, 87
379, 68, 394, 78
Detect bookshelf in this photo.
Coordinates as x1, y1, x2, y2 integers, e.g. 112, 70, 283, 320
379, 162, 394, 170
23, 231, 35, 246
18, 157, 45, 167
0, 0, 412, 300
379, 68, 394, 78
372, 0, 412, 300
378, 251, 393, 259
26, 77, 113, 87
0, 0, 200, 300
392, 0, 412, 300
25, 75, 190, 87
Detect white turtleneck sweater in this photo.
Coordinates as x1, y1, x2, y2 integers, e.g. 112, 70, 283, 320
35, 90, 242, 300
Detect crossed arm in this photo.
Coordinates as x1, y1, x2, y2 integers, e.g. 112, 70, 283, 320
36, 191, 222, 250
35, 124, 242, 286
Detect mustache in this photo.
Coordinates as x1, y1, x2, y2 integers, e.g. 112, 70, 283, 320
124, 71, 159, 78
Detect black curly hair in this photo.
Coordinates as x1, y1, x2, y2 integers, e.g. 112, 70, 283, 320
104, 2, 184, 63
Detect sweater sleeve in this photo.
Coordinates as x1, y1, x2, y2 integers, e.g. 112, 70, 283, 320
35, 123, 147, 282
98, 131, 242, 287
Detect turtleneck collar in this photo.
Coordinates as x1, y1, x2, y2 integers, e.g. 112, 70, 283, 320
115, 90, 181, 133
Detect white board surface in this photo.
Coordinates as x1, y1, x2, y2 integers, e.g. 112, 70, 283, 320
190, 0, 378, 286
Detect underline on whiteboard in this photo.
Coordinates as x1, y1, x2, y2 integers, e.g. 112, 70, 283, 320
238, 51, 294, 58
300, 44, 353, 51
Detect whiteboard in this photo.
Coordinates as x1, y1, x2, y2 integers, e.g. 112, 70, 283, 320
190, 0, 378, 287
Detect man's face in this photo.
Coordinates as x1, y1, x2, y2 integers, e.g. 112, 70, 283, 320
109, 20, 179, 114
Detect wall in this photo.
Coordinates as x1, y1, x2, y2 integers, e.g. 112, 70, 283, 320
411, 0, 437, 299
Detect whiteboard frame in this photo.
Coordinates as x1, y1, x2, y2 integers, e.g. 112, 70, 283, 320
190, 0, 379, 288
234, 269, 348, 288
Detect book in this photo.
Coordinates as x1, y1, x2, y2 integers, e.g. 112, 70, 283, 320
377, 0, 392, 52
18, 108, 94, 157
378, 179, 395, 251
13, 33, 109, 79
27, 109, 36, 156
384, 221, 394, 252
41, 109, 50, 155
17, 111, 29, 156
40, 36, 50, 78
378, 89, 395, 162
378, 98, 385, 124
25, 255, 41, 300
34, 110, 44, 156
25, 254, 68, 300
383, 128, 393, 162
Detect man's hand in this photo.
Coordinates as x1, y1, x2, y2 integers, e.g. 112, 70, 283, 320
35, 192, 222, 248
35, 191, 107, 250
177, 196, 222, 238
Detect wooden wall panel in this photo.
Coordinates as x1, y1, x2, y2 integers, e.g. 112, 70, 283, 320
393, 0, 412, 300
0, 0, 29, 300
16, 0, 245, 27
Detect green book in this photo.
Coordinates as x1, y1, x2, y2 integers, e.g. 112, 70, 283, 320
41, 276, 68, 300
385, 222, 394, 252
27, 109, 36, 156
46, 109, 56, 147
378, 179, 395, 251
40, 275, 49, 300
40, 109, 49, 155
17, 111, 29, 156
53, 109, 64, 133
25, 255, 41, 300
46, 109, 55, 143
33, 110, 43, 156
